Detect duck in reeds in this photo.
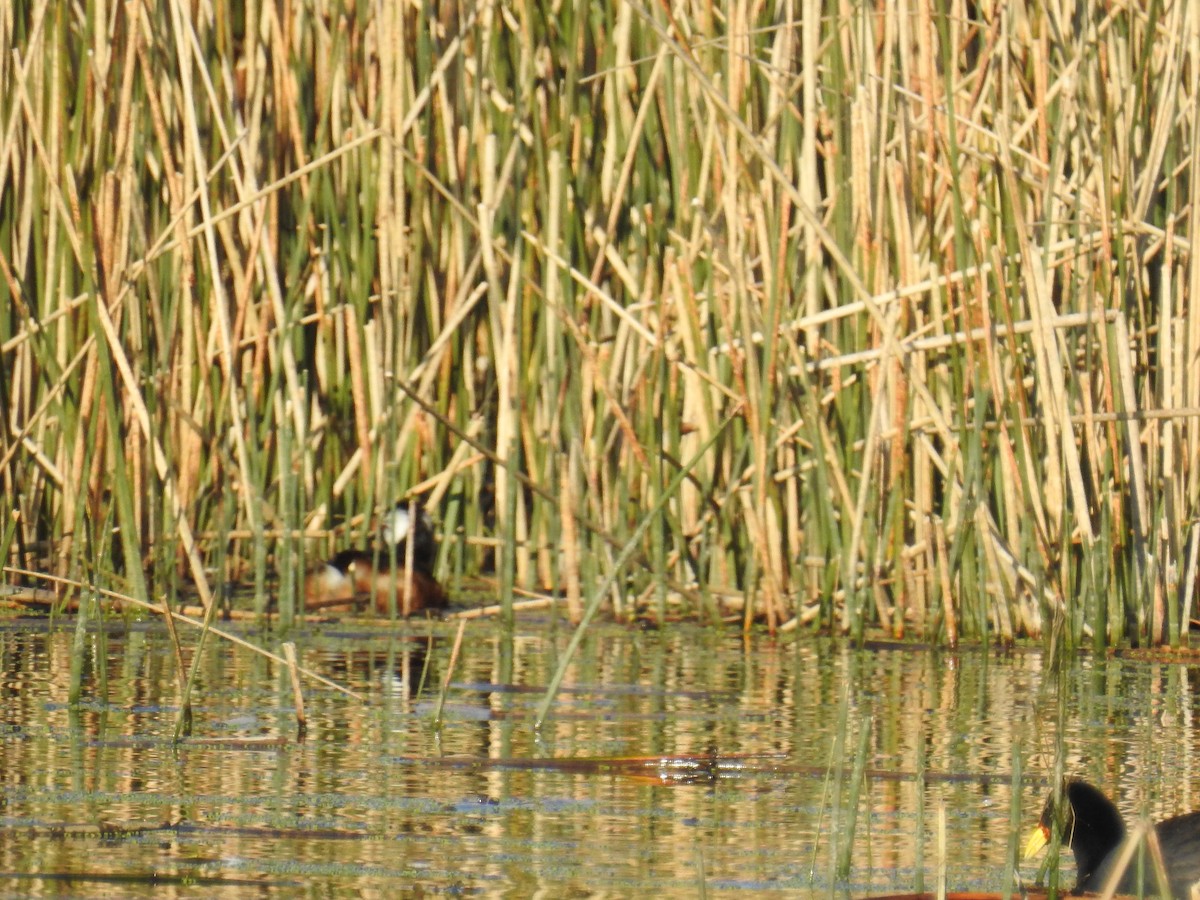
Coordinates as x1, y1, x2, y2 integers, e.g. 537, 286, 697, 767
304, 504, 447, 615
1025, 778, 1200, 897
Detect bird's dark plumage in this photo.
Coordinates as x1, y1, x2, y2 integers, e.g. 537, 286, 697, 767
380, 504, 438, 573
1027, 779, 1200, 897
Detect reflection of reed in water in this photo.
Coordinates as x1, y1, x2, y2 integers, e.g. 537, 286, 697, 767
310, 639, 434, 694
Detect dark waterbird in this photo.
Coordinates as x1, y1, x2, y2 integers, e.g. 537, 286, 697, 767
1025, 779, 1200, 897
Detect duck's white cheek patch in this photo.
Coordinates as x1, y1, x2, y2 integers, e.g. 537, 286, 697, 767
383, 509, 411, 544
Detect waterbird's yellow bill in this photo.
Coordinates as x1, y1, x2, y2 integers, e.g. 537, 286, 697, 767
1023, 823, 1050, 859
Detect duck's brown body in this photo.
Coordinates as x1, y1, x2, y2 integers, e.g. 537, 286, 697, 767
349, 562, 448, 614
304, 552, 447, 615
304, 552, 364, 606
304, 504, 447, 616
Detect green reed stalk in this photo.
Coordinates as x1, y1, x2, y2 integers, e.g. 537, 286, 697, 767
67, 590, 90, 706
827, 680, 849, 886
915, 725, 926, 893
0, 0, 1197, 650
1004, 749, 1023, 899
837, 714, 874, 880
172, 594, 223, 742
534, 413, 736, 728
277, 399, 297, 626
92, 314, 148, 607
244, 397, 270, 619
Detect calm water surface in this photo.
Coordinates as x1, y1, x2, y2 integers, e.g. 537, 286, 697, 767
2, 612, 1199, 897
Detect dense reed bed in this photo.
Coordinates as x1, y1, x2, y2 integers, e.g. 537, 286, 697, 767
1, 0, 1197, 648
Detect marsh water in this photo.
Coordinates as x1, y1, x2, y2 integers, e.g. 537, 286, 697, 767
2, 612, 1199, 898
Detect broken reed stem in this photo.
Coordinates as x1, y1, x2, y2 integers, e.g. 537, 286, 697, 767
5, 566, 365, 701
433, 618, 467, 730
282, 641, 308, 740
